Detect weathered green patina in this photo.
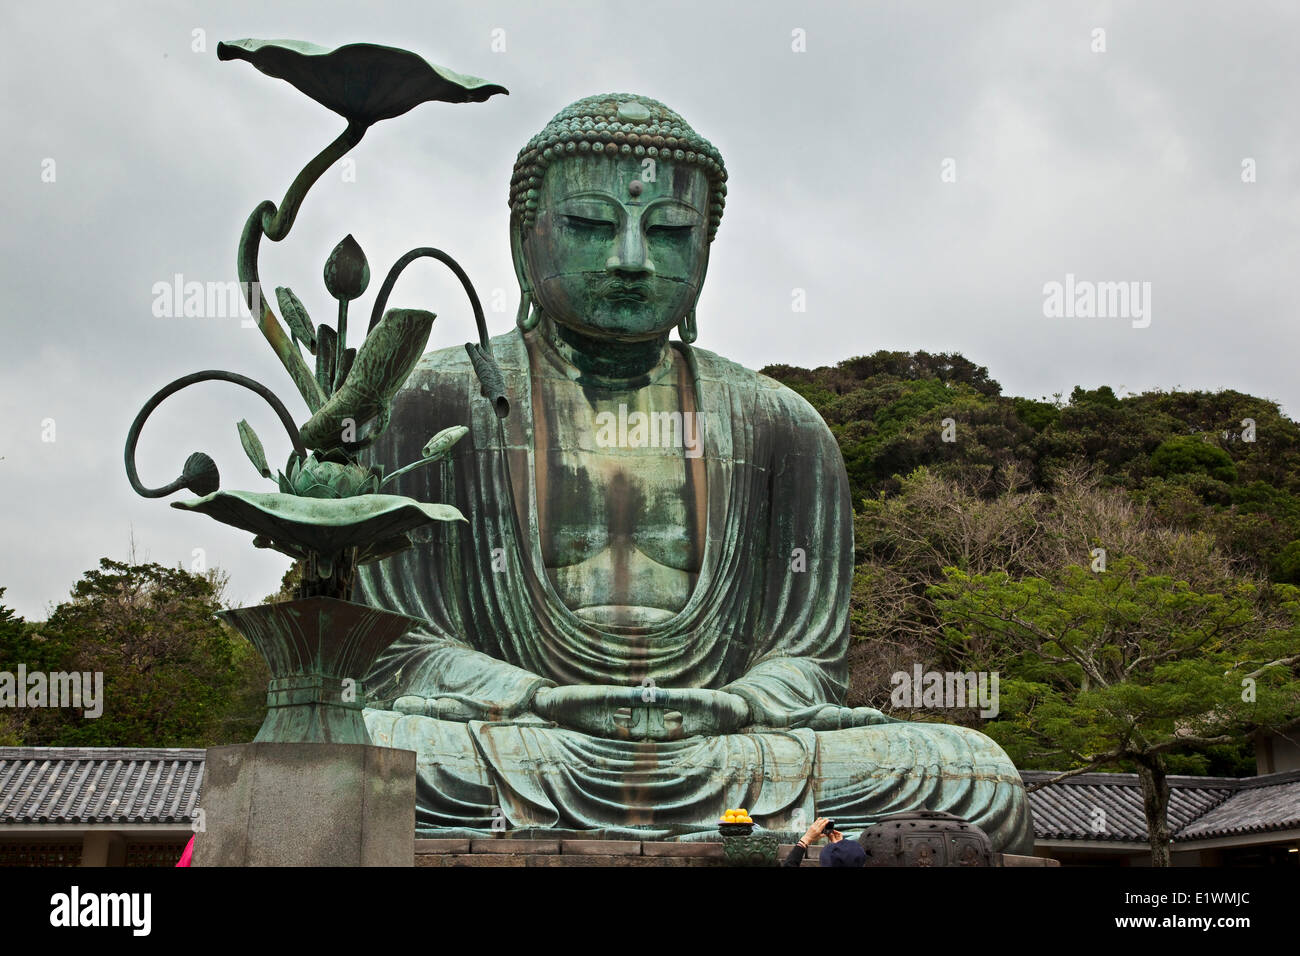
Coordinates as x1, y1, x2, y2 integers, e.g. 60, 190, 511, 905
356, 94, 1036, 850
123, 41, 1034, 844
222, 598, 422, 745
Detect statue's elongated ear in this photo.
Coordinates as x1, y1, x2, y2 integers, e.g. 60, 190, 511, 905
509, 215, 530, 294
509, 216, 539, 331
678, 247, 710, 344
695, 247, 710, 303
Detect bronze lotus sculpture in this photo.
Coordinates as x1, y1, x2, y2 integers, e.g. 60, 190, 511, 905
124, 40, 509, 743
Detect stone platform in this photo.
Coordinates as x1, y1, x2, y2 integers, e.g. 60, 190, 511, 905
414, 838, 1058, 867
195, 742, 415, 867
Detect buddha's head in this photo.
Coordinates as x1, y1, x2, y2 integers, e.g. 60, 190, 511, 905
509, 94, 728, 344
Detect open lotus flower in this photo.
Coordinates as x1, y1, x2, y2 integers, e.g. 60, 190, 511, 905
172, 489, 464, 567
280, 454, 379, 498
216, 39, 507, 127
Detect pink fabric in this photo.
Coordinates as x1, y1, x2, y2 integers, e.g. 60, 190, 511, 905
176, 835, 194, 867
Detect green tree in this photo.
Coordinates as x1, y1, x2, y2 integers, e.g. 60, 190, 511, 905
17, 559, 266, 747
932, 557, 1300, 866
1150, 435, 1238, 483
0, 590, 40, 745
262, 560, 304, 603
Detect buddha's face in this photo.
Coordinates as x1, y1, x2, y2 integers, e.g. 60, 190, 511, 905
519, 154, 710, 341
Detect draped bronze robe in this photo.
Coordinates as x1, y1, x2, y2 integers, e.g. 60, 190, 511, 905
357, 328, 1035, 852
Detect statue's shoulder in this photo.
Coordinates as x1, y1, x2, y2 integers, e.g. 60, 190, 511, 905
403, 327, 529, 395
688, 344, 831, 432
404, 339, 477, 392
687, 343, 772, 392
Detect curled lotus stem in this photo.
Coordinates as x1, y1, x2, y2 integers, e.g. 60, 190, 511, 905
367, 247, 487, 341
263, 121, 366, 242
239, 204, 327, 413
125, 370, 308, 499
367, 247, 508, 417
237, 121, 368, 414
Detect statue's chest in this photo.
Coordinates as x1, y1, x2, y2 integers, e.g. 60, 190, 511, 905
506, 335, 710, 626
533, 375, 704, 571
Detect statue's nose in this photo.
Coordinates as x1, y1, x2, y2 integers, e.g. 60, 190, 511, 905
605, 223, 656, 278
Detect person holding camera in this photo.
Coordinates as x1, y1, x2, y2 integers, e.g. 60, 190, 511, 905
782, 816, 867, 867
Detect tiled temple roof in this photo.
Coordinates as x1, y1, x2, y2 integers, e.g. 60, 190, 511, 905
1177, 773, 1300, 840
1022, 769, 1300, 843
0, 748, 204, 825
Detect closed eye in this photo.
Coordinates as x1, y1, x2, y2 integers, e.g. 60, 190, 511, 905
646, 224, 694, 237
564, 215, 616, 231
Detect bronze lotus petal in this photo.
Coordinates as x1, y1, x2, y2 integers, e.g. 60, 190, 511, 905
299, 308, 434, 449
286, 456, 381, 499
216, 39, 508, 126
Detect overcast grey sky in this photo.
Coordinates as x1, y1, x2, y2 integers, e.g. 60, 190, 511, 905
1, 0, 1297, 620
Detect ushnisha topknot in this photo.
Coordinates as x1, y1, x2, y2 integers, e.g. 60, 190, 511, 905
509, 93, 728, 241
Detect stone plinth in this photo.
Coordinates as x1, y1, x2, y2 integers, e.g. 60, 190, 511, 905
194, 742, 415, 867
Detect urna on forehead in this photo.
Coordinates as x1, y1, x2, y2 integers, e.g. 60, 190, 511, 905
509, 93, 729, 240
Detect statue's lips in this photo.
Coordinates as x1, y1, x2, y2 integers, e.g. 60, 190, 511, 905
596, 279, 651, 302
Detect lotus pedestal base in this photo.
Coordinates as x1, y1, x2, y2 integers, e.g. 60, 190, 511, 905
221, 596, 419, 745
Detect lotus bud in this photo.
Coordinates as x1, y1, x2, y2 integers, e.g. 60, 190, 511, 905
275, 286, 317, 352
421, 425, 469, 462
324, 234, 370, 301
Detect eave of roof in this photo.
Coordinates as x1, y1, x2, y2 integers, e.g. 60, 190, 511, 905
0, 747, 205, 826
1021, 769, 1300, 843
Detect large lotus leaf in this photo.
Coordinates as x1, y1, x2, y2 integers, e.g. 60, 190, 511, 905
216, 39, 508, 126
172, 490, 464, 557
299, 308, 434, 448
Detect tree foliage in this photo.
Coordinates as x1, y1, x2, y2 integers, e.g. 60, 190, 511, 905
0, 560, 267, 747
931, 558, 1300, 864
766, 351, 1300, 864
